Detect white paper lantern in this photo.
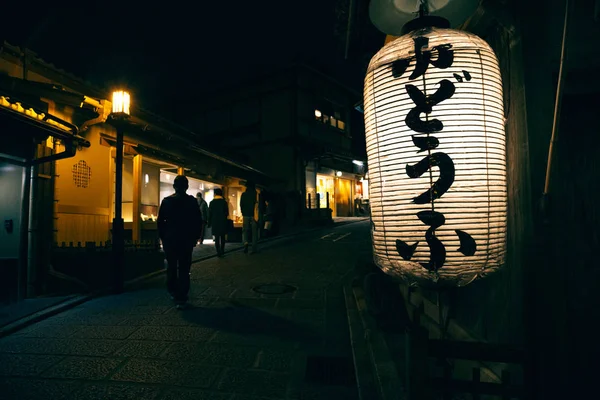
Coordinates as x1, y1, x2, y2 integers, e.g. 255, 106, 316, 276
364, 26, 507, 287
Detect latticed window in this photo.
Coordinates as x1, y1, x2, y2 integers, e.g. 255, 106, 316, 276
72, 160, 91, 188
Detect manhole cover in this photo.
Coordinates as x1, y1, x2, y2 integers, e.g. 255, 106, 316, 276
252, 283, 297, 295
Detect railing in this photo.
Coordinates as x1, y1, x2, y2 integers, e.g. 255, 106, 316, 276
53, 240, 161, 252
408, 306, 526, 399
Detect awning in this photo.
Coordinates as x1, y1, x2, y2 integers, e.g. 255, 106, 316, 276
0, 100, 89, 146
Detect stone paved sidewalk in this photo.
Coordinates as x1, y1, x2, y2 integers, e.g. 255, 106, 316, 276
0, 219, 371, 400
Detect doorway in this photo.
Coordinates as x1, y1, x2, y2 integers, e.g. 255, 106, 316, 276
335, 178, 352, 217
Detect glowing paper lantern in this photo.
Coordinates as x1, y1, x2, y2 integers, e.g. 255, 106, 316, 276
364, 26, 507, 287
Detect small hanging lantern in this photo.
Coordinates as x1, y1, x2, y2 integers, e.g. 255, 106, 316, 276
364, 4, 507, 287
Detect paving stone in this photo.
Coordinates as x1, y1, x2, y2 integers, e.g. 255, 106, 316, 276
162, 342, 259, 367
252, 372, 291, 398
41, 356, 123, 380
70, 325, 140, 340
70, 382, 161, 400
231, 396, 285, 400
128, 326, 214, 342
0, 354, 64, 377
294, 384, 359, 400
45, 314, 130, 326
117, 315, 171, 326
0, 338, 126, 356
210, 332, 284, 348
217, 369, 289, 398
277, 299, 325, 309
217, 369, 269, 392
0, 378, 79, 400
16, 324, 83, 338
256, 349, 296, 372
111, 358, 221, 388
112, 340, 171, 358
159, 388, 233, 400
94, 305, 173, 316
227, 298, 278, 308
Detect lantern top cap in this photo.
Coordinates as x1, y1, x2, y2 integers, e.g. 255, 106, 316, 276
369, 0, 479, 36
401, 15, 450, 34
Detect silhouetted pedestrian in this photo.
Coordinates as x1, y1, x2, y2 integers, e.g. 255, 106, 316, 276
240, 182, 259, 254
196, 192, 209, 244
157, 175, 202, 309
263, 199, 274, 238
208, 187, 228, 257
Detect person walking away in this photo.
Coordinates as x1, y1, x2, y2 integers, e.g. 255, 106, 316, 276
207, 187, 228, 257
196, 192, 209, 244
157, 175, 202, 309
240, 182, 259, 254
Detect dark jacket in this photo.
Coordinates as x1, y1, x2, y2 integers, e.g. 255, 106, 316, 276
197, 198, 209, 222
157, 193, 202, 247
208, 196, 229, 235
240, 189, 257, 217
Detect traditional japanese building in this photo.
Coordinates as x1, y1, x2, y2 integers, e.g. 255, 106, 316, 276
0, 41, 272, 302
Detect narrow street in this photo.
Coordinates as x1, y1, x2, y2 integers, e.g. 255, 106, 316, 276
0, 220, 372, 400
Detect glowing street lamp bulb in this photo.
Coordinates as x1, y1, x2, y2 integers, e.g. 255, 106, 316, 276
315, 109, 322, 118
336, 171, 342, 177
112, 90, 130, 115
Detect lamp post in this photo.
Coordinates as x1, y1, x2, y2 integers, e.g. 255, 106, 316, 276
110, 90, 130, 294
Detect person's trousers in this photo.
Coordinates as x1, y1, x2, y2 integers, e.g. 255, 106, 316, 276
242, 217, 258, 252
199, 222, 206, 244
214, 234, 226, 255
164, 243, 193, 302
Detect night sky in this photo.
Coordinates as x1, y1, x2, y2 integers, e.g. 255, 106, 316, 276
1, 2, 380, 119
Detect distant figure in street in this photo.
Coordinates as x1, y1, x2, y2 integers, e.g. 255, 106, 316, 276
207, 187, 229, 257
196, 192, 209, 244
263, 198, 274, 238
240, 181, 259, 254
354, 195, 363, 216
157, 175, 202, 309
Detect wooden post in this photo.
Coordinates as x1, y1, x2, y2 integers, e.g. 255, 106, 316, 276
410, 304, 428, 399
132, 154, 142, 243
501, 370, 511, 400
307, 193, 312, 209
472, 367, 481, 400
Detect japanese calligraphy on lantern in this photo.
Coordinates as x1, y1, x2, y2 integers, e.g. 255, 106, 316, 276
393, 36, 477, 275
363, 28, 507, 287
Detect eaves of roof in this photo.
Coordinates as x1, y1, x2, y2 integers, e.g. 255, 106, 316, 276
1, 41, 274, 182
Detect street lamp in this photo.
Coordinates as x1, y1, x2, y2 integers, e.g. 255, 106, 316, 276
110, 89, 131, 294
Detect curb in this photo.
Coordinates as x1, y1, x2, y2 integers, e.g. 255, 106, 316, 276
0, 218, 369, 336
344, 285, 379, 400
0, 295, 90, 338
349, 282, 407, 400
